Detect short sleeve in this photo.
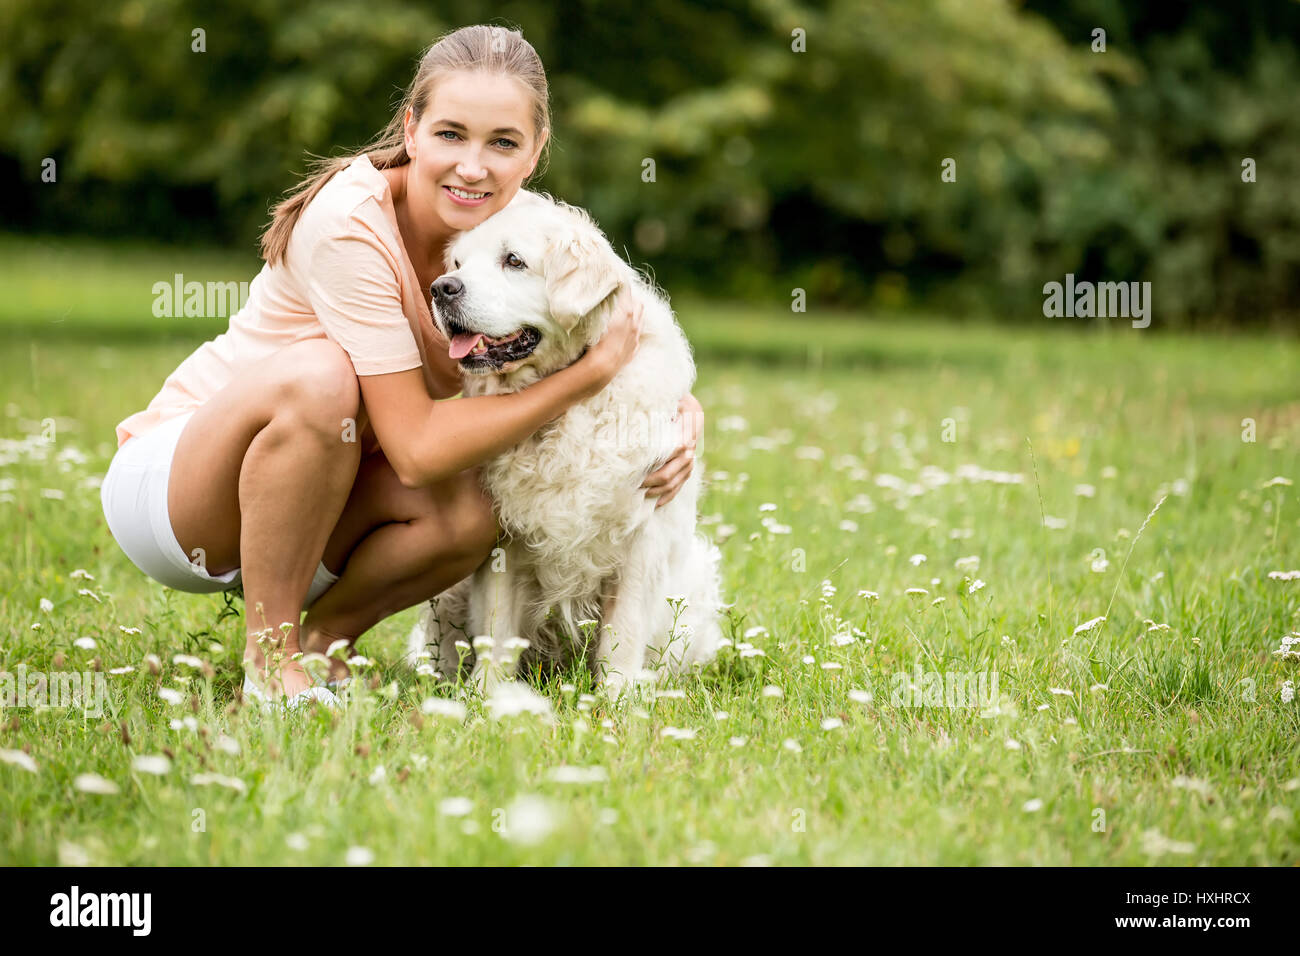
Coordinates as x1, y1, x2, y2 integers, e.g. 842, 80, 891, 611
300, 226, 423, 376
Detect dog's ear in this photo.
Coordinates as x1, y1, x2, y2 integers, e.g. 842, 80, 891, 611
544, 228, 622, 330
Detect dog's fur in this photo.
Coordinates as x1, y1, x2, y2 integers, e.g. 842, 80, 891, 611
404, 189, 723, 695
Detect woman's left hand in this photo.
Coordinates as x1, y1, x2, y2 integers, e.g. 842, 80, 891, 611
642, 392, 704, 509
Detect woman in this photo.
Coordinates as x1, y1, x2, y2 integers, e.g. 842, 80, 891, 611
99, 25, 703, 706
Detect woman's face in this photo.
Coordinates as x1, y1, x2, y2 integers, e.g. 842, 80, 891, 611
403, 71, 547, 233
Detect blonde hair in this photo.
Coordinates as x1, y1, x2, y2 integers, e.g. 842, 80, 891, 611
259, 24, 550, 266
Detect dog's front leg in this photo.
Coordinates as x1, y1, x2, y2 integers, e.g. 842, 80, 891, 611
595, 532, 671, 699
467, 541, 529, 695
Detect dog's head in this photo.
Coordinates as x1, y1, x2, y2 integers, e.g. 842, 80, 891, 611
431, 191, 625, 382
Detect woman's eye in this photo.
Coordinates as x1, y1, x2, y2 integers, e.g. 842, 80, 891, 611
437, 130, 459, 141
504, 253, 526, 270
495, 138, 518, 149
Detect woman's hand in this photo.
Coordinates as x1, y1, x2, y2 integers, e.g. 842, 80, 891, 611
642, 392, 704, 509
574, 287, 643, 396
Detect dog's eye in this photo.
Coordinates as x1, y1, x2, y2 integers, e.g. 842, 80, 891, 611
453, 259, 461, 270
503, 252, 527, 271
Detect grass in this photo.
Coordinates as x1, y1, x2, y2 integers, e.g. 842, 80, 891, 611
0, 233, 1298, 865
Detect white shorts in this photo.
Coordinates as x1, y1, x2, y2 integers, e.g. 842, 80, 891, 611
100, 411, 340, 608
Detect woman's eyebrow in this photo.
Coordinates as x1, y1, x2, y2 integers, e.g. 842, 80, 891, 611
434, 119, 525, 137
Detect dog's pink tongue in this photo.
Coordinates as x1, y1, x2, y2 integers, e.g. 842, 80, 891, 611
449, 332, 486, 360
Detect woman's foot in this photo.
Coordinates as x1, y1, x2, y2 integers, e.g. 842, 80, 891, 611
300, 625, 357, 683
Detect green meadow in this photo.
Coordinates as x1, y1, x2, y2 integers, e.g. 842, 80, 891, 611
1, 235, 1297, 865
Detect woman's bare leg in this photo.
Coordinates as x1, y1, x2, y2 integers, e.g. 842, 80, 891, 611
300, 451, 498, 680
166, 339, 362, 699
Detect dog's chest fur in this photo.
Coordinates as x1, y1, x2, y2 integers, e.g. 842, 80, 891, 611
469, 312, 693, 602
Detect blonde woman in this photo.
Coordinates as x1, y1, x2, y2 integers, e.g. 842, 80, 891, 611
100, 25, 704, 706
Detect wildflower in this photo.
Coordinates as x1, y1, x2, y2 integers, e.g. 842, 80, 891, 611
74, 773, 119, 795
758, 502, 777, 512
1043, 516, 1067, 529
1022, 798, 1043, 812
485, 682, 554, 721
857, 590, 879, 600
76, 589, 101, 603
285, 833, 309, 851
71, 569, 95, 581
821, 717, 843, 731
439, 797, 473, 817
909, 554, 927, 566
118, 626, 141, 636
728, 737, 747, 747
904, 588, 929, 596
1049, 687, 1074, 696
499, 796, 558, 845
191, 773, 247, 793
954, 555, 980, 573
1260, 476, 1293, 488
1284, 681, 1295, 704
848, 689, 873, 704
967, 579, 986, 594
839, 520, 859, 532
547, 766, 608, 784
660, 727, 697, 740
821, 662, 843, 670
0, 749, 38, 773
39, 598, 53, 614
73, 637, 96, 651
1005, 739, 1021, 750
1072, 616, 1106, 636
1074, 484, 1096, 498
158, 688, 184, 706
172, 654, 203, 669
345, 846, 374, 866
1268, 570, 1300, 581
132, 755, 171, 776
421, 697, 468, 721
782, 738, 802, 753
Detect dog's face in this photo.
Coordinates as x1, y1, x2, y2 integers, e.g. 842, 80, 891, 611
431, 191, 624, 379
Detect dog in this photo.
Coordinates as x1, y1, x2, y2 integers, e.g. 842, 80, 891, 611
404, 189, 723, 697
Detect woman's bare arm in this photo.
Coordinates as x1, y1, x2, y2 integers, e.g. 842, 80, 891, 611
362, 293, 643, 487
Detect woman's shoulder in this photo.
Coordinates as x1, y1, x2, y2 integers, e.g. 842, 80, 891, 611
294, 156, 392, 246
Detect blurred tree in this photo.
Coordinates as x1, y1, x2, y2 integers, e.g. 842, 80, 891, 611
0, 0, 1296, 325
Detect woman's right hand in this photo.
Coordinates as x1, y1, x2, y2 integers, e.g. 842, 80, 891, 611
576, 287, 643, 395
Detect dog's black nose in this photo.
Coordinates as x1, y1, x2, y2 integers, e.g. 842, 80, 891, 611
431, 276, 464, 301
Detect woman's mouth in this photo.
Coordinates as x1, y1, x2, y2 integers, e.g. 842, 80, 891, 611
443, 185, 492, 207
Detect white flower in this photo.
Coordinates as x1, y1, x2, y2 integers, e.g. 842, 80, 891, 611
70, 568, 95, 580
1268, 570, 1300, 581
421, 697, 468, 721
954, 555, 980, 572
802, 655, 816, 665
1072, 616, 1106, 636
191, 772, 247, 793
728, 736, 748, 747
839, 519, 859, 532
820, 661, 843, 670
1283, 681, 1295, 704
1074, 484, 1096, 498
325, 639, 351, 659
758, 502, 778, 512
821, 717, 843, 731
1022, 798, 1043, 812
905, 587, 929, 596
39, 598, 53, 614
345, 846, 374, 866
857, 590, 879, 600
132, 755, 171, 775
158, 688, 184, 706
74, 773, 119, 795
439, 797, 473, 817
118, 626, 141, 635
73, 637, 96, 651
848, 689, 873, 705
1048, 687, 1074, 696
0, 749, 38, 773
661, 726, 697, 740
761, 685, 784, 699
909, 553, 927, 566
76, 589, 101, 603
499, 795, 559, 845
782, 738, 802, 753
285, 833, 309, 851
547, 766, 608, 784
739, 646, 767, 658
743, 625, 769, 639
486, 682, 554, 721
967, 579, 986, 594
172, 654, 203, 669
1090, 555, 1109, 573
1043, 516, 1067, 529
368, 765, 386, 786
1260, 476, 1293, 488
214, 734, 240, 755
1005, 739, 1021, 750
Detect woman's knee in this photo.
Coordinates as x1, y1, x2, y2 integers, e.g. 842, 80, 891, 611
275, 340, 361, 435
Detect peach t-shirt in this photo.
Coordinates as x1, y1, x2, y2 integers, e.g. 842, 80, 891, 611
114, 154, 452, 448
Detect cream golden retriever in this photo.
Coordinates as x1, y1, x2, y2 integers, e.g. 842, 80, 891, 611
405, 190, 723, 697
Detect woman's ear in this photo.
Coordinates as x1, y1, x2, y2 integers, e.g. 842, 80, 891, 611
404, 107, 417, 158
544, 227, 622, 330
